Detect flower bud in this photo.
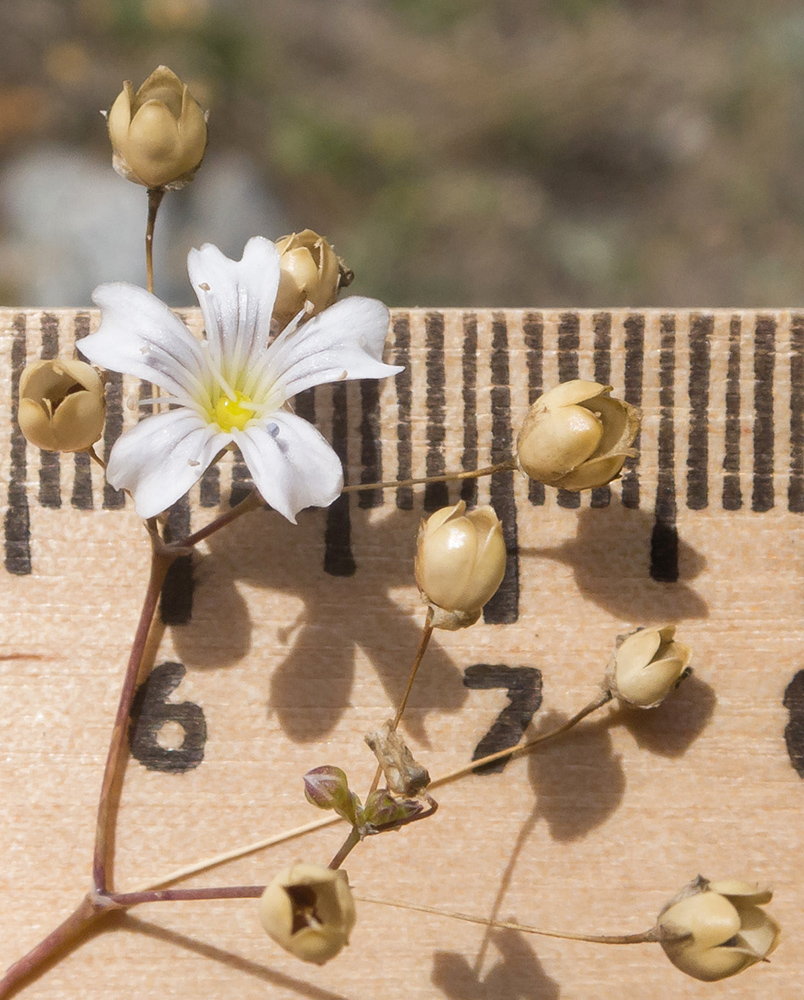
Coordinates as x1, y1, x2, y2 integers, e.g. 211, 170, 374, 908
107, 65, 207, 189
273, 230, 345, 329
415, 501, 506, 629
18, 359, 105, 452
259, 863, 356, 965
658, 876, 780, 982
516, 380, 640, 491
609, 626, 692, 709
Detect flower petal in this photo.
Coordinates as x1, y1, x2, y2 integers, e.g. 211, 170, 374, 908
233, 412, 343, 523
187, 236, 280, 384
81, 283, 208, 403
253, 296, 402, 400
106, 409, 230, 518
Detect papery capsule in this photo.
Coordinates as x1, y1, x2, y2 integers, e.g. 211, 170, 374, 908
609, 626, 692, 708
658, 876, 780, 982
259, 863, 356, 965
108, 65, 207, 189
273, 230, 344, 329
415, 501, 506, 629
516, 380, 640, 490
18, 358, 105, 452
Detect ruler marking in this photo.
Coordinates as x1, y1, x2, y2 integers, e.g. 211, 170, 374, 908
722, 316, 743, 511
161, 496, 193, 625
686, 314, 712, 510
557, 312, 581, 510
621, 314, 644, 509
753, 315, 776, 512
358, 380, 383, 509
591, 311, 613, 509
71, 313, 94, 510
523, 312, 545, 507
789, 315, 804, 513
424, 312, 449, 511
484, 313, 519, 624
460, 312, 478, 507
102, 372, 126, 510
37, 314, 62, 509
651, 315, 679, 582
324, 382, 356, 577
393, 314, 413, 511
5, 314, 32, 575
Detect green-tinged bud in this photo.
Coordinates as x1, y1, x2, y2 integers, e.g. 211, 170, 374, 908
658, 876, 780, 982
609, 626, 692, 709
516, 380, 640, 491
415, 501, 506, 630
273, 230, 347, 329
259, 864, 356, 965
18, 358, 105, 452
107, 65, 207, 189
362, 788, 428, 834
303, 766, 361, 827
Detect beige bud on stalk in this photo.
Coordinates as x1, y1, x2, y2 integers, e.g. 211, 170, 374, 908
516, 380, 640, 490
658, 876, 780, 982
415, 501, 506, 629
18, 359, 105, 452
609, 626, 692, 708
273, 230, 346, 329
259, 864, 356, 965
107, 66, 207, 189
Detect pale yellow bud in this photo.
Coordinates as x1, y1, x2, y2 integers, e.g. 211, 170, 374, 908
107, 66, 207, 189
273, 230, 344, 329
259, 864, 356, 965
415, 501, 506, 629
18, 359, 105, 453
609, 626, 692, 708
516, 380, 640, 490
658, 876, 780, 982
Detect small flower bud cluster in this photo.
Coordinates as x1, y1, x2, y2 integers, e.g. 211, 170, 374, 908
259, 864, 356, 965
609, 625, 692, 708
108, 66, 207, 189
658, 876, 780, 981
516, 380, 640, 491
18, 359, 105, 452
415, 501, 506, 629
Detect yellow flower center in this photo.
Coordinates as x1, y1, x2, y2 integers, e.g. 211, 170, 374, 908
213, 391, 255, 431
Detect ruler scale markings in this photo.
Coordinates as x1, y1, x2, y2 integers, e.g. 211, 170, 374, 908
484, 312, 519, 624
460, 312, 479, 507
324, 382, 356, 577
686, 314, 712, 510
620, 314, 644, 509
393, 314, 413, 511
102, 372, 125, 509
591, 311, 612, 509
358, 380, 382, 509
71, 313, 93, 510
650, 315, 679, 582
522, 311, 545, 507
557, 312, 581, 510
789, 315, 804, 513
424, 312, 449, 512
160, 495, 193, 625
38, 314, 61, 509
752, 316, 776, 513
722, 316, 743, 511
4, 314, 32, 574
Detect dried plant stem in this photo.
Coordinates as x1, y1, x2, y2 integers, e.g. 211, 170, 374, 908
94, 546, 176, 891
355, 895, 660, 946
135, 687, 614, 890
145, 187, 165, 295
179, 488, 263, 548
86, 444, 106, 470
341, 458, 517, 494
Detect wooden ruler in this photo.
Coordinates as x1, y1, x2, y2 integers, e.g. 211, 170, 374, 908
1, 308, 802, 998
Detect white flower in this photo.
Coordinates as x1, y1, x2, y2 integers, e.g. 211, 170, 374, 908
79, 237, 401, 522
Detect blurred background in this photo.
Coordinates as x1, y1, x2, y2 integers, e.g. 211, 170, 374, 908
2, 0, 804, 307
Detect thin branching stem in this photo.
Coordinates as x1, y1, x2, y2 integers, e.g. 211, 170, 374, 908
145, 187, 165, 295
342, 458, 517, 495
